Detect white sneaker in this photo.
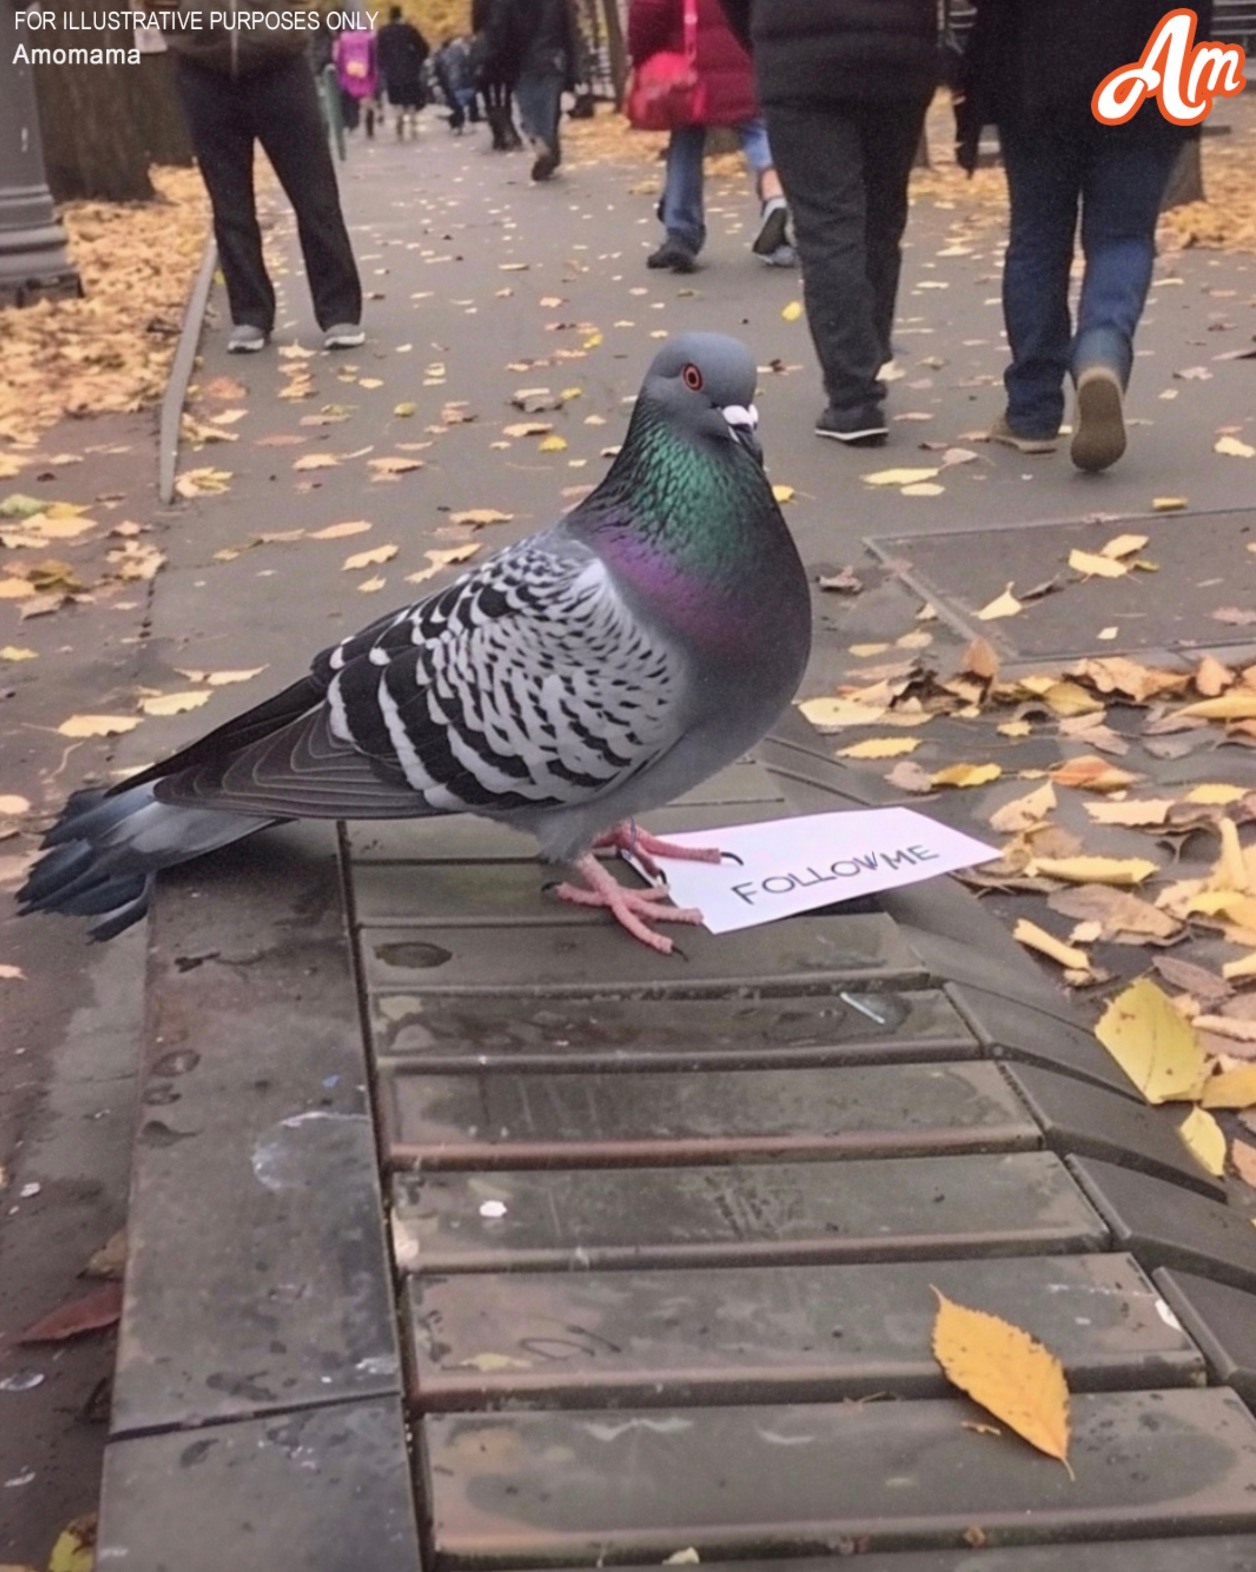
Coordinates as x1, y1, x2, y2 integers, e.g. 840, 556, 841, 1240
323, 323, 365, 350
228, 324, 268, 353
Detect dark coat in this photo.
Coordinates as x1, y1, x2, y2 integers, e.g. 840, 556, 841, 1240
376, 19, 430, 101
163, 0, 309, 75
481, 0, 577, 86
628, 0, 758, 127
717, 0, 937, 107
955, 0, 1214, 171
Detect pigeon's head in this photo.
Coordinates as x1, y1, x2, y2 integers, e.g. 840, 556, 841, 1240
642, 333, 762, 463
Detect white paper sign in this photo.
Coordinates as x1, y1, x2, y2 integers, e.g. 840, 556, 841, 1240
635, 808, 1000, 935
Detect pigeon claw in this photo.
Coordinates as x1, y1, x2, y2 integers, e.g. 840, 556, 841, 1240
593, 820, 724, 880
555, 853, 704, 954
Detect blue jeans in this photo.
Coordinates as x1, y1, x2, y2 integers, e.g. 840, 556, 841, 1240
515, 71, 563, 154
998, 124, 1181, 436
658, 119, 773, 254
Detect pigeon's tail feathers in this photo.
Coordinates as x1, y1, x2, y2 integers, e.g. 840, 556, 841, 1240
18, 784, 277, 939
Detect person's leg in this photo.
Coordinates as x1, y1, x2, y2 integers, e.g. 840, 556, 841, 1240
654, 124, 706, 259
858, 98, 929, 368
174, 61, 273, 333
516, 70, 562, 176
766, 99, 884, 427
250, 57, 363, 331
997, 122, 1081, 439
737, 118, 792, 262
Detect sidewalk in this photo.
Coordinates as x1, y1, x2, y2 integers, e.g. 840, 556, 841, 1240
6, 101, 1256, 1569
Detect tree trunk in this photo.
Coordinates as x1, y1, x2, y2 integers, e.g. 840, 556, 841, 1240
132, 53, 195, 169
33, 23, 155, 202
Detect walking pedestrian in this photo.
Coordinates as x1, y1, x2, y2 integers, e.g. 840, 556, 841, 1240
629, 0, 795, 275
956, 0, 1210, 473
435, 34, 481, 132
480, 0, 578, 180
472, 0, 523, 150
376, 5, 430, 140
162, 6, 364, 354
719, 0, 937, 447
334, 25, 379, 138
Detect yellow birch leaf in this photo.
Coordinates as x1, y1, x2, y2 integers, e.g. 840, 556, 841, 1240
1179, 693, 1256, 721
139, 691, 213, 717
0, 794, 30, 815
310, 520, 372, 540
989, 783, 1056, 834
394, 402, 417, 417
997, 719, 1032, 738
1031, 855, 1158, 886
176, 667, 267, 686
1050, 756, 1139, 791
931, 1290, 1072, 1474
1194, 656, 1235, 697
0, 963, 28, 980
838, 736, 920, 760
0, 578, 35, 600
975, 585, 1023, 621
1094, 978, 1208, 1103
343, 545, 398, 571
1215, 435, 1256, 458
932, 762, 1003, 789
450, 509, 513, 527
358, 576, 387, 593
1069, 548, 1128, 578
782, 300, 803, 322
502, 421, 552, 438
1152, 497, 1188, 512
0, 646, 37, 661
1099, 533, 1149, 559
1187, 784, 1246, 805
862, 466, 941, 487
538, 434, 568, 453
1084, 798, 1174, 827
902, 482, 945, 496
405, 544, 483, 586
964, 636, 1000, 681
1178, 1107, 1227, 1177
797, 696, 886, 731
57, 714, 142, 738
47, 1513, 97, 1572
1222, 954, 1256, 982
849, 643, 890, 658
1013, 918, 1092, 973
1200, 1066, 1256, 1108
1194, 1015, 1256, 1044
368, 456, 423, 475
292, 453, 340, 471
771, 484, 796, 503
1218, 818, 1250, 893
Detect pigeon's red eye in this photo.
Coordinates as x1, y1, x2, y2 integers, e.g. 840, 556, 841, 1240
682, 364, 703, 391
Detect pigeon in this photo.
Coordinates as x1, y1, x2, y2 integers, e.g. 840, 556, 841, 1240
19, 332, 811, 953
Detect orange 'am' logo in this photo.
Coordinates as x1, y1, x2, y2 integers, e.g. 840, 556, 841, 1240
1092, 7, 1246, 126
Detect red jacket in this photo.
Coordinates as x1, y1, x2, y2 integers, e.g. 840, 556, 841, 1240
628, 0, 759, 127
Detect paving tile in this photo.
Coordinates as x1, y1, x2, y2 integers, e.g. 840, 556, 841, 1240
391, 1151, 1107, 1273
1072, 1158, 1256, 1292
486, 1543, 1256, 1572
944, 982, 1137, 1098
1003, 1064, 1226, 1200
358, 913, 927, 997
407, 1252, 1202, 1410
1155, 1267, 1256, 1404
420, 1389, 1256, 1564
370, 987, 977, 1068
111, 824, 400, 1435
99, 1398, 420, 1572
382, 1061, 1037, 1169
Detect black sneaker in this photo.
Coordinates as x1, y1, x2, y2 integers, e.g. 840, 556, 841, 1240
752, 197, 790, 258
529, 137, 560, 181
646, 236, 698, 274
815, 404, 888, 447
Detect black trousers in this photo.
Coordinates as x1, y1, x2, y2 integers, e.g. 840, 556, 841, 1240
767, 98, 929, 413
176, 55, 362, 333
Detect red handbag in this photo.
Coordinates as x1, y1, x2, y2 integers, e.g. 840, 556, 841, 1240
626, 0, 707, 132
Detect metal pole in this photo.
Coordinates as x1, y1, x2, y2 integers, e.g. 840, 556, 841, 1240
0, 5, 81, 307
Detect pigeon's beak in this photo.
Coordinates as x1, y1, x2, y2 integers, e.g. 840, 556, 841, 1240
722, 403, 762, 464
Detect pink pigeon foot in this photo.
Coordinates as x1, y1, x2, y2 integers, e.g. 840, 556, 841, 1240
553, 853, 705, 954
592, 819, 724, 880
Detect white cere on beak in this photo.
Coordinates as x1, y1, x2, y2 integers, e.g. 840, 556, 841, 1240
722, 403, 759, 435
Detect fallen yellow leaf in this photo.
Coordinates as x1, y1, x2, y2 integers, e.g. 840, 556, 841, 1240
1099, 533, 1149, 559
368, 456, 423, 475
404, 545, 482, 586
175, 667, 267, 686
1094, 978, 1209, 1103
343, 545, 398, 571
0, 579, 35, 600
771, 484, 796, 503
0, 646, 37, 661
931, 762, 1003, 789
862, 467, 940, 487
1179, 693, 1256, 721
989, 783, 1056, 834
57, 714, 143, 739
357, 575, 387, 593
449, 509, 513, 527
1215, 435, 1255, 458
1186, 784, 1247, 805
1152, 497, 1188, 512
139, 691, 213, 717
1013, 918, 1092, 973
1231, 1140, 1256, 1188
394, 401, 417, 417
1069, 548, 1128, 579
797, 696, 886, 731
1200, 1066, 1256, 1109
963, 637, 1000, 682
1084, 798, 1174, 827
997, 719, 1032, 739
931, 1289, 1072, 1474
1178, 1107, 1227, 1177
782, 300, 803, 322
0, 794, 31, 815
292, 453, 340, 471
838, 736, 920, 760
1222, 954, 1256, 982
310, 520, 372, 540
902, 482, 945, 496
975, 585, 1023, 621
538, 434, 568, 453
1031, 855, 1158, 886
1050, 756, 1140, 792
